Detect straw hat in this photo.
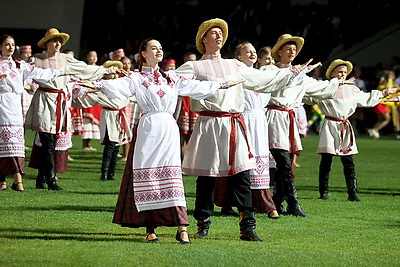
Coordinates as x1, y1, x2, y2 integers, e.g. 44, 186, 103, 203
103, 60, 123, 69
195, 18, 228, 54
38, 28, 70, 49
325, 59, 353, 79
271, 34, 304, 61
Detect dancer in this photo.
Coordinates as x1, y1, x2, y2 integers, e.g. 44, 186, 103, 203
25, 28, 117, 190
0, 34, 69, 191
79, 38, 241, 244
267, 34, 345, 217
214, 41, 279, 219
175, 19, 311, 241
304, 59, 400, 201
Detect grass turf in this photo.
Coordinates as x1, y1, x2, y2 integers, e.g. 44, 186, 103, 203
1, 131, 399, 266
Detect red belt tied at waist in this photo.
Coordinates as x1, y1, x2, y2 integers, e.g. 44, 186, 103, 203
199, 111, 254, 175
104, 107, 127, 138
39, 87, 70, 133
325, 116, 354, 154
267, 105, 298, 178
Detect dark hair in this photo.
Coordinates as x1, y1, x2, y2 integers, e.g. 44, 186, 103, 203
137, 38, 171, 83
0, 34, 20, 69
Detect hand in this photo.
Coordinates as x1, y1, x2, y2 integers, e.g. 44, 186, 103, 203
308, 62, 322, 71
294, 58, 313, 72
386, 87, 400, 95
384, 96, 400, 102
77, 80, 95, 89
87, 88, 100, 93
65, 71, 80, 76
116, 69, 129, 77
343, 77, 355, 84
0, 74, 6, 81
227, 80, 245, 88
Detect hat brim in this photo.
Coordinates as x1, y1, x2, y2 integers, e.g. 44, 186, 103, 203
271, 37, 304, 61
325, 59, 353, 79
103, 60, 123, 69
38, 33, 70, 49
196, 18, 228, 54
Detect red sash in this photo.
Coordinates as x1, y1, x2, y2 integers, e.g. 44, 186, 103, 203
199, 111, 253, 175
39, 87, 67, 133
325, 116, 353, 154
267, 105, 297, 178
104, 107, 127, 138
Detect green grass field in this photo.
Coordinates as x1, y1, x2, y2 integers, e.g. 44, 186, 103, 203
1, 131, 399, 266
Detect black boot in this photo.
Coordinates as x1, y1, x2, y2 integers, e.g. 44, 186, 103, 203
239, 211, 263, 242
100, 133, 116, 181
194, 218, 211, 238
107, 145, 120, 181
342, 156, 361, 202
319, 154, 332, 200
35, 169, 47, 189
272, 181, 286, 214
100, 149, 112, 181
346, 178, 361, 201
38, 132, 62, 190
284, 179, 307, 217
47, 171, 62, 191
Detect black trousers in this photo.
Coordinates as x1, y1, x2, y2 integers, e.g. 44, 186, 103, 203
319, 153, 356, 189
270, 148, 301, 207
101, 129, 119, 177
38, 132, 57, 180
193, 170, 255, 226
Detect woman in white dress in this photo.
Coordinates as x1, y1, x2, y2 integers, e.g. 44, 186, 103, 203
0, 34, 67, 191
79, 38, 241, 244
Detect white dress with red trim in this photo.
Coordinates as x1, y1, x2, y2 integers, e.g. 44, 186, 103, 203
96, 67, 221, 212
0, 57, 63, 158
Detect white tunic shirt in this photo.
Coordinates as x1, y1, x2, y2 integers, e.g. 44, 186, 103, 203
305, 84, 385, 155
25, 52, 106, 134
72, 91, 132, 145
175, 54, 295, 176
266, 63, 339, 152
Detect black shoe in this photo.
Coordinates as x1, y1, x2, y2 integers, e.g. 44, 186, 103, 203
194, 219, 211, 238
11, 182, 24, 192
221, 207, 238, 217
47, 181, 62, 190
286, 204, 307, 217
320, 192, 328, 200
36, 182, 47, 189
100, 174, 108, 181
107, 176, 115, 181
176, 230, 191, 244
348, 194, 361, 202
240, 229, 263, 242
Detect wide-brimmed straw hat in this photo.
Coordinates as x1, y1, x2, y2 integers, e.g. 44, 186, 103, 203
195, 18, 228, 54
271, 34, 304, 61
325, 59, 353, 79
103, 60, 123, 69
38, 28, 70, 49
